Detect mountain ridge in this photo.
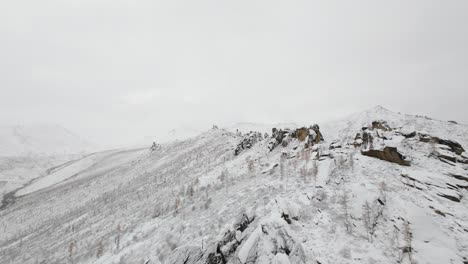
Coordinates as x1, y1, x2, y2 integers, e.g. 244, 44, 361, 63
0, 107, 467, 264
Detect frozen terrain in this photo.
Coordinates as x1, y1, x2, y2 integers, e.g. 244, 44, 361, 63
0, 106, 467, 264
0, 124, 96, 198
0, 124, 93, 157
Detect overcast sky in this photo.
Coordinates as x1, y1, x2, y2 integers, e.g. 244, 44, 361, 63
1, 0, 467, 145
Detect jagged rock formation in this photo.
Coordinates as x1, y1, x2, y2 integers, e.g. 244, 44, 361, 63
267, 125, 324, 152
353, 121, 411, 165
295, 127, 308, 142
362, 147, 410, 166
371, 120, 392, 131
234, 132, 263, 155
419, 133, 465, 155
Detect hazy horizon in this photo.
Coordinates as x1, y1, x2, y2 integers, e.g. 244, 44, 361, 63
1, 0, 467, 146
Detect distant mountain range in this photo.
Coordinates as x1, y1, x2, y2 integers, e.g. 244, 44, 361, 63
0, 124, 94, 156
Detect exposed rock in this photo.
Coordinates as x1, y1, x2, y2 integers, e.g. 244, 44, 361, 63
235, 132, 262, 155
361, 131, 374, 150
167, 213, 255, 264
329, 140, 342, 150
266, 125, 324, 152
268, 128, 287, 151
310, 124, 324, 143
437, 193, 461, 203
166, 246, 205, 264
361, 147, 410, 166
419, 133, 465, 155
237, 218, 309, 263
353, 133, 363, 147
448, 173, 468, 183
281, 212, 292, 224
372, 120, 392, 131
295, 127, 309, 142
400, 131, 417, 138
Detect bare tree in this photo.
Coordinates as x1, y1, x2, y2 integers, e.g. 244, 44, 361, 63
219, 168, 229, 193
311, 160, 318, 186
300, 165, 307, 182
379, 181, 388, 204
348, 150, 355, 172
304, 148, 311, 161
247, 157, 255, 176
115, 224, 121, 253
341, 191, 352, 234
96, 240, 104, 258
402, 221, 415, 264
280, 155, 286, 180
174, 196, 181, 214
68, 241, 75, 263
362, 200, 384, 243
362, 201, 372, 242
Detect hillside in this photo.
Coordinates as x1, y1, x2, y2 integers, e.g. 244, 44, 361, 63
0, 124, 96, 198
0, 107, 467, 264
0, 124, 93, 157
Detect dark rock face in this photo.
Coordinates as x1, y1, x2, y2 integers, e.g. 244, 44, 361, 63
268, 128, 290, 151
400, 131, 417, 138
235, 132, 263, 155
437, 193, 461, 203
361, 147, 410, 166
419, 133, 465, 155
361, 131, 374, 150
448, 173, 468, 183
267, 125, 324, 152
372, 120, 392, 131
310, 124, 324, 144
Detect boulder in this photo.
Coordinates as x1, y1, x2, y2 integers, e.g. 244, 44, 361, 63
310, 124, 324, 144
361, 147, 410, 166
372, 120, 392, 131
295, 127, 309, 142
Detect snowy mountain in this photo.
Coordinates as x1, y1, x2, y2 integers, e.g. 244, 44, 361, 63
0, 124, 94, 157
0, 106, 467, 264
0, 124, 96, 199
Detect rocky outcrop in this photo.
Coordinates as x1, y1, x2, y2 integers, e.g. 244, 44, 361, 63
235, 132, 263, 155
268, 125, 324, 152
268, 128, 290, 151
310, 124, 324, 144
372, 120, 392, 131
295, 127, 308, 142
167, 213, 255, 264
329, 140, 342, 150
419, 133, 465, 155
362, 147, 410, 166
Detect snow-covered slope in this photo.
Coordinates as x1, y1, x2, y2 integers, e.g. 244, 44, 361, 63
0, 124, 94, 157
0, 124, 96, 198
0, 107, 467, 264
